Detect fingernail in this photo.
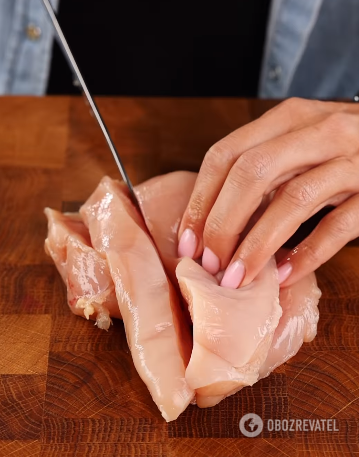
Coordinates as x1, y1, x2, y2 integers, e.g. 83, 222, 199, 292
220, 260, 246, 289
178, 229, 197, 258
202, 247, 220, 275
277, 262, 293, 284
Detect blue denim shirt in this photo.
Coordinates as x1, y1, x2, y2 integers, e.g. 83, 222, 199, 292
260, 0, 359, 99
1, 0, 358, 98
0, 0, 59, 95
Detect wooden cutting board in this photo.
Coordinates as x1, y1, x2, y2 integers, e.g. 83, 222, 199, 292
0, 96, 358, 456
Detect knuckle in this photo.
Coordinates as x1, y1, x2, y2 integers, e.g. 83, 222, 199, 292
245, 233, 265, 254
265, 97, 310, 128
240, 231, 267, 260
326, 112, 348, 131
203, 141, 236, 175
282, 180, 319, 208
327, 209, 355, 237
204, 214, 224, 240
324, 112, 358, 141
264, 97, 299, 116
270, 97, 327, 128
232, 148, 273, 185
186, 194, 206, 226
303, 244, 323, 266
280, 97, 307, 113
282, 97, 301, 109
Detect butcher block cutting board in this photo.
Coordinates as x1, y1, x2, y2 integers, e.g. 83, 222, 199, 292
0, 96, 358, 457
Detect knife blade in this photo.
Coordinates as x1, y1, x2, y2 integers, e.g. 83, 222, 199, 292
42, 0, 139, 209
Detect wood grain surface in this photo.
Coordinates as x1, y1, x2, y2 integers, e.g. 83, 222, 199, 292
0, 96, 358, 456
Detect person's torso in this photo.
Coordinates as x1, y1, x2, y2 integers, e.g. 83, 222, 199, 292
47, 0, 271, 96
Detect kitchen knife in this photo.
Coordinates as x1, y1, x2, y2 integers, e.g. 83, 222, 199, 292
42, 0, 139, 209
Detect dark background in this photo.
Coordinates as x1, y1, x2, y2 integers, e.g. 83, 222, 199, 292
47, 0, 271, 96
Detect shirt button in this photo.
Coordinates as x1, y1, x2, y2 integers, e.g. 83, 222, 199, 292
268, 65, 282, 81
26, 24, 42, 40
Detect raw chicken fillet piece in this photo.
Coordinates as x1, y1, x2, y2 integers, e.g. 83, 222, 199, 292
259, 272, 321, 379
177, 256, 282, 408
44, 208, 120, 330
135, 171, 197, 323
135, 172, 197, 284
176, 256, 321, 408
80, 177, 194, 421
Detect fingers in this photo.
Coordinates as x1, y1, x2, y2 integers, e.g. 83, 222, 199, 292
222, 156, 359, 288
278, 193, 359, 287
178, 98, 331, 259
202, 112, 359, 271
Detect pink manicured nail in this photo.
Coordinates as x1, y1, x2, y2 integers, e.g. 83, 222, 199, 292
202, 247, 220, 275
277, 262, 293, 284
220, 260, 246, 289
178, 229, 197, 258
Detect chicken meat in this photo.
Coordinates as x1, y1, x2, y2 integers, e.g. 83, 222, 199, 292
44, 208, 120, 330
44, 171, 321, 419
176, 256, 282, 408
80, 177, 194, 421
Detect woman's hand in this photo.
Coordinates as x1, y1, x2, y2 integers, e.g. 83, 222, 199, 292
177, 98, 359, 288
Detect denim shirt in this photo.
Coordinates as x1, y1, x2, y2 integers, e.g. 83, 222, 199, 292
1, 0, 358, 98
259, 0, 359, 99
0, 0, 59, 95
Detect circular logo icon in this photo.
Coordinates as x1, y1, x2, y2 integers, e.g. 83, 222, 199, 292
239, 413, 263, 438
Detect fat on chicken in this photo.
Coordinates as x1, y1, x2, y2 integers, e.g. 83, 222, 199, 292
80, 177, 194, 421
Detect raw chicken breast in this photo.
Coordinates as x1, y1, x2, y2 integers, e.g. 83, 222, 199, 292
44, 208, 90, 281
44, 208, 120, 330
259, 272, 321, 379
44, 171, 196, 330
135, 171, 197, 284
80, 177, 194, 421
135, 171, 197, 324
176, 256, 282, 408
45, 171, 322, 418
